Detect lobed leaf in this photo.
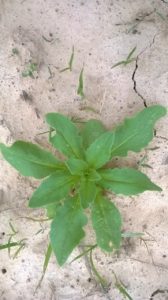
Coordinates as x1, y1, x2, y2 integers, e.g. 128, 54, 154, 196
92, 194, 122, 251
99, 168, 162, 195
86, 131, 115, 169
80, 119, 106, 149
29, 171, 74, 208
110, 105, 167, 158
46, 113, 84, 159
50, 196, 87, 265
0, 141, 61, 179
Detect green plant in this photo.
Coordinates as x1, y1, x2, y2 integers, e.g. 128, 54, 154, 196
77, 67, 84, 98
12, 48, 19, 55
0, 105, 166, 266
22, 62, 38, 78
60, 46, 75, 72
111, 46, 137, 68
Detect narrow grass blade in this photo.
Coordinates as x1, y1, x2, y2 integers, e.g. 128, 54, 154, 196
69, 46, 74, 71
43, 243, 53, 273
125, 58, 136, 65
9, 222, 18, 234
126, 46, 136, 60
36, 243, 52, 290
19, 216, 50, 222
60, 46, 74, 72
70, 244, 97, 263
89, 249, 108, 288
115, 282, 133, 300
77, 67, 84, 98
113, 271, 133, 300
0, 242, 19, 250
111, 60, 126, 69
13, 239, 27, 259
80, 106, 98, 113
60, 67, 70, 73
122, 231, 144, 238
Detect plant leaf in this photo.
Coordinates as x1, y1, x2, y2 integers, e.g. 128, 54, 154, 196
0, 242, 19, 250
0, 141, 62, 179
29, 171, 74, 208
80, 119, 106, 149
46, 202, 61, 219
113, 271, 133, 300
111, 60, 127, 69
36, 243, 53, 290
79, 178, 97, 208
65, 158, 88, 175
99, 168, 162, 195
110, 105, 167, 158
46, 113, 84, 159
50, 196, 87, 265
121, 231, 144, 238
87, 169, 101, 182
126, 46, 136, 60
77, 67, 84, 98
92, 194, 122, 251
86, 131, 115, 169
69, 45, 74, 71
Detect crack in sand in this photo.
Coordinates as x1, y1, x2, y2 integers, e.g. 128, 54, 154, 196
150, 289, 168, 300
132, 57, 147, 107
155, 135, 168, 142
132, 34, 158, 108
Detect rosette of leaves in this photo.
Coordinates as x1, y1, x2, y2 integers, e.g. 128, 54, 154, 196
0, 105, 166, 266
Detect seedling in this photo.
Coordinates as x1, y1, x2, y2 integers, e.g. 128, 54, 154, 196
112, 47, 137, 68
60, 46, 74, 72
113, 271, 133, 300
77, 67, 84, 98
0, 222, 26, 257
0, 242, 19, 250
7, 222, 27, 258
12, 48, 19, 55
0, 105, 166, 267
22, 62, 38, 78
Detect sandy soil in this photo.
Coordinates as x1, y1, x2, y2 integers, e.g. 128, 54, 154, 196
0, 0, 168, 299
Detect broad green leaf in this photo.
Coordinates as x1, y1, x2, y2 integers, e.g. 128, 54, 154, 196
79, 178, 97, 208
86, 131, 115, 169
80, 119, 106, 148
110, 105, 167, 158
92, 195, 122, 251
65, 158, 88, 175
46, 203, 61, 219
50, 196, 87, 265
29, 171, 74, 208
46, 113, 84, 159
87, 169, 101, 182
0, 141, 61, 179
99, 168, 162, 195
